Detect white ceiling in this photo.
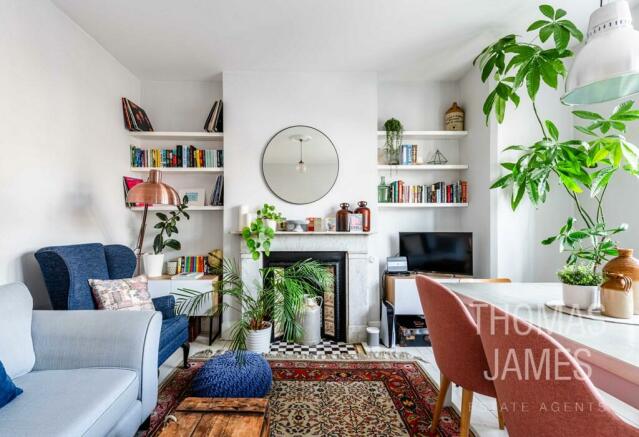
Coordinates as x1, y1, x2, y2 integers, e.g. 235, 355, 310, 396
51, 0, 623, 82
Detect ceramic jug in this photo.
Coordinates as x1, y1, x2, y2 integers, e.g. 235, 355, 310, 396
298, 295, 323, 346
601, 248, 638, 318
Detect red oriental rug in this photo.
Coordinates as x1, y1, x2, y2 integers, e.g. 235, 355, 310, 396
142, 359, 472, 437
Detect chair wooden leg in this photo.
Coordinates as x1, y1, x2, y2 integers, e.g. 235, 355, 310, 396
181, 342, 190, 369
459, 388, 473, 437
496, 397, 505, 430
429, 374, 451, 435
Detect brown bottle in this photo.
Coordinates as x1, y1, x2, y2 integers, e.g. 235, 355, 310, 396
336, 203, 351, 232
354, 201, 371, 232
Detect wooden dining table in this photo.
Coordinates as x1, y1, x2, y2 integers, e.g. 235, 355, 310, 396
448, 282, 639, 410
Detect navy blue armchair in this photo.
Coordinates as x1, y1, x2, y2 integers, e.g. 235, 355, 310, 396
34, 243, 189, 367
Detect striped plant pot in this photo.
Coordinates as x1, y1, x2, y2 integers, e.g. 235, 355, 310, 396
246, 323, 272, 354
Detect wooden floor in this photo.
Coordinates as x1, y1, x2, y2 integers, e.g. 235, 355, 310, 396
158, 336, 639, 436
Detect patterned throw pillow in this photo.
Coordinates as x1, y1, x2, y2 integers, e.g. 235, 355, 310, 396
88, 276, 155, 311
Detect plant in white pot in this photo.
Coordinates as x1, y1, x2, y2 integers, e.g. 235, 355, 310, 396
174, 258, 333, 354
558, 263, 602, 310
143, 200, 190, 277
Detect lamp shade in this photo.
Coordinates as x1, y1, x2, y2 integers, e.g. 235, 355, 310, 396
126, 169, 180, 205
563, 1, 639, 105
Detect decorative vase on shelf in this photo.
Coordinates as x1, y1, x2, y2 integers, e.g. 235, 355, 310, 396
354, 201, 371, 232
385, 147, 400, 165
601, 248, 639, 317
264, 219, 278, 231
336, 203, 351, 232
377, 177, 389, 203
445, 102, 465, 131
143, 253, 164, 277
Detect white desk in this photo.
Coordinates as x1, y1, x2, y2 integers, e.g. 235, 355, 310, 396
449, 282, 639, 410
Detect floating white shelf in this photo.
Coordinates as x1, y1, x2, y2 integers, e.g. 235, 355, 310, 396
377, 130, 467, 139
379, 203, 468, 208
231, 231, 374, 235
128, 131, 223, 141
377, 164, 468, 171
129, 205, 223, 211
129, 167, 224, 173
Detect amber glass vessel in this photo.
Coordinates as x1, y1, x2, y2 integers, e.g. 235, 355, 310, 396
336, 203, 351, 232
354, 201, 371, 232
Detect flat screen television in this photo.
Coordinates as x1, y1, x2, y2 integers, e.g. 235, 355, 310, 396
399, 232, 473, 276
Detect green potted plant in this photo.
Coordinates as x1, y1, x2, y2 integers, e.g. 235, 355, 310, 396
475, 4, 639, 275
557, 263, 602, 310
143, 198, 190, 277
242, 204, 284, 260
383, 118, 403, 165
173, 258, 334, 354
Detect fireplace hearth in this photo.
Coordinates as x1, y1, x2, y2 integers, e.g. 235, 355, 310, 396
263, 251, 347, 342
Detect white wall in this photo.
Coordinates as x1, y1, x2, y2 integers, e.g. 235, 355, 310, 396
0, 0, 141, 308
222, 71, 378, 331
459, 69, 493, 277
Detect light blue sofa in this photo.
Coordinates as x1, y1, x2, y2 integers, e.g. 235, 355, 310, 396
0, 282, 161, 437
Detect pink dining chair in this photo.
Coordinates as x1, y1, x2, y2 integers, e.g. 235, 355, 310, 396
415, 275, 503, 436
476, 303, 639, 437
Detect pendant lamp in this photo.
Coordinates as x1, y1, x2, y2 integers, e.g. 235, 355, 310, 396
563, 0, 639, 105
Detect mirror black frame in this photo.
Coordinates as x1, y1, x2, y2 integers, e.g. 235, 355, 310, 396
261, 125, 340, 205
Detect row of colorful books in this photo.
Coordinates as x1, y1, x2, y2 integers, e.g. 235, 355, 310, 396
174, 256, 214, 274
130, 145, 223, 168
383, 180, 468, 204
210, 175, 224, 206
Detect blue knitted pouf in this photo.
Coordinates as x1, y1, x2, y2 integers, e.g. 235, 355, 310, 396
191, 351, 272, 398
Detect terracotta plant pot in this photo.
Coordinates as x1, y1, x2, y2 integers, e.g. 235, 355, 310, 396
245, 323, 272, 354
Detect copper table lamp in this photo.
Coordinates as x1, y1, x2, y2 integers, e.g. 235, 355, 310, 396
127, 169, 180, 273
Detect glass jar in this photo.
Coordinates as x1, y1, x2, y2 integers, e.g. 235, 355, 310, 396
378, 176, 390, 203
336, 203, 351, 232
354, 201, 371, 232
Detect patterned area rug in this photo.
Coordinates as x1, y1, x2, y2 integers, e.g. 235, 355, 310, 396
143, 357, 470, 437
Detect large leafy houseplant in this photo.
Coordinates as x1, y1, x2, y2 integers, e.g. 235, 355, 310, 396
476, 4, 639, 272
242, 204, 285, 260
152, 198, 190, 254
383, 118, 404, 165
173, 258, 333, 351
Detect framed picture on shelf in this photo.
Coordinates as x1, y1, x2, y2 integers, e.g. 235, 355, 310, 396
349, 213, 364, 232
179, 188, 206, 206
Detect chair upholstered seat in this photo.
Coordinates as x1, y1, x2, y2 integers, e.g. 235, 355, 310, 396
35, 243, 190, 367
159, 316, 189, 365
1, 368, 139, 437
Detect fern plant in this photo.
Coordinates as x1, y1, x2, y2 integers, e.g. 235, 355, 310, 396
173, 258, 333, 351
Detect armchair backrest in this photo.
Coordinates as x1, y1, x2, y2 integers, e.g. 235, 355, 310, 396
35, 243, 135, 310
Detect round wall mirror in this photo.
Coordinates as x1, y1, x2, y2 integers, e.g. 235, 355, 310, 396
262, 125, 339, 204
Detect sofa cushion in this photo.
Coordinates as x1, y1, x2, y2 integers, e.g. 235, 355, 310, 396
159, 316, 189, 364
89, 275, 154, 311
0, 368, 138, 437
0, 283, 35, 378
0, 361, 22, 409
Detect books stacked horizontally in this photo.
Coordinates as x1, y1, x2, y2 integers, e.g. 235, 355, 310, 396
204, 100, 223, 133
210, 175, 223, 206
386, 180, 468, 204
130, 145, 223, 168
173, 255, 214, 274
123, 176, 144, 206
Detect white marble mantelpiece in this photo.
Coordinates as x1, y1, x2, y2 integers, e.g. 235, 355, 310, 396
238, 232, 377, 342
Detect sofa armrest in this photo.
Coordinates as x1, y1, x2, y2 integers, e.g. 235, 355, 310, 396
31, 310, 161, 420
153, 295, 176, 319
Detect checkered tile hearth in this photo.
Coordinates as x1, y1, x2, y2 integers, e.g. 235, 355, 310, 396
269, 340, 358, 356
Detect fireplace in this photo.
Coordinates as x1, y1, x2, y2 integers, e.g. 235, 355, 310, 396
263, 251, 347, 342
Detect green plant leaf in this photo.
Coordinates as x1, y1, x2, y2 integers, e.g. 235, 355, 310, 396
528, 19, 550, 31
511, 182, 526, 210
545, 120, 559, 141
490, 174, 513, 189
553, 26, 570, 51
526, 64, 540, 100
539, 25, 554, 42
539, 4, 555, 19
164, 239, 181, 250
590, 167, 615, 198
554, 8, 567, 19
573, 110, 603, 120
156, 212, 168, 221
558, 20, 583, 41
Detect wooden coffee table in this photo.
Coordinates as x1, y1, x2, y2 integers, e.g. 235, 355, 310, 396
158, 397, 269, 437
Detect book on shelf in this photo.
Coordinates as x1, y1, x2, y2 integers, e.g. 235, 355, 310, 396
385, 179, 467, 204
173, 256, 213, 275
204, 100, 223, 133
399, 144, 419, 165
122, 176, 144, 206
130, 145, 223, 168
209, 175, 224, 206
121, 97, 153, 132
